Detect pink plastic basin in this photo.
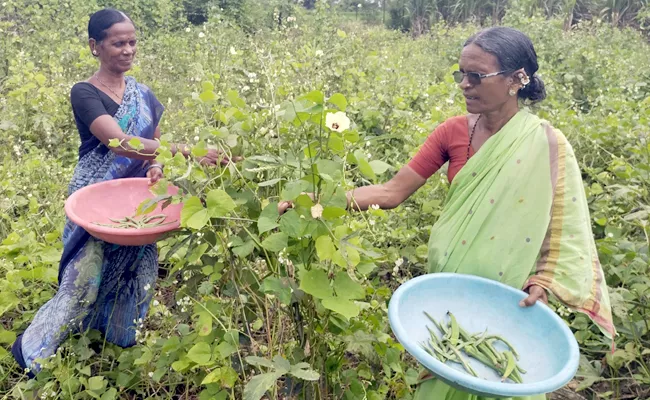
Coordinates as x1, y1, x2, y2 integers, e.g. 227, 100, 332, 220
65, 178, 183, 246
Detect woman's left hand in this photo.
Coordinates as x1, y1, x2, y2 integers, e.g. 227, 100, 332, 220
519, 284, 548, 307
147, 165, 164, 185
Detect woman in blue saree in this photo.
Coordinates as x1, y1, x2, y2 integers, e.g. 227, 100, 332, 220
12, 8, 232, 374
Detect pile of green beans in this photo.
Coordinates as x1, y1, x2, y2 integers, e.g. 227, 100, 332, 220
92, 214, 176, 229
421, 311, 526, 383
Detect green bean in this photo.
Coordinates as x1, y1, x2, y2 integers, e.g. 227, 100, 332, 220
486, 335, 520, 360
93, 213, 176, 229
422, 312, 526, 383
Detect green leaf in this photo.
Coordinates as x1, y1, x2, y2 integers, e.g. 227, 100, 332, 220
303, 90, 324, 105
416, 245, 429, 259
591, 183, 604, 195
206, 189, 236, 217
191, 140, 208, 157
108, 138, 121, 148
172, 357, 190, 372
224, 330, 239, 346
0, 329, 16, 344
227, 90, 246, 108
333, 272, 365, 300
181, 196, 210, 230
316, 160, 342, 181
221, 366, 239, 387
201, 369, 221, 385
258, 178, 284, 187
337, 29, 347, 38
303, 141, 320, 159
315, 236, 336, 261
34, 73, 46, 86
358, 158, 376, 180
200, 90, 217, 102
243, 371, 283, 400
279, 210, 303, 238
289, 365, 320, 381
368, 160, 393, 175
128, 138, 144, 150
215, 341, 237, 359
232, 240, 255, 258
258, 202, 279, 234
202, 366, 238, 387
322, 206, 347, 220
328, 134, 345, 153
328, 93, 347, 111
261, 232, 288, 252
281, 180, 311, 201
260, 276, 293, 305
295, 193, 314, 208
100, 388, 117, 400
187, 342, 212, 366
246, 356, 275, 369
272, 355, 291, 373
322, 296, 360, 320
278, 100, 297, 122
87, 376, 105, 391
299, 269, 332, 299
202, 81, 214, 92
196, 311, 213, 336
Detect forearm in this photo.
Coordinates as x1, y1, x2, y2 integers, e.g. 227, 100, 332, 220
111, 136, 160, 160
346, 184, 401, 211
116, 141, 192, 162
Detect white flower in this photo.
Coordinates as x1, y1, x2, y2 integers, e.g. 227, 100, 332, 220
247, 72, 257, 79
153, 300, 160, 306
315, 50, 324, 57
148, 372, 154, 378
229, 46, 236, 55
193, 135, 200, 142
370, 204, 380, 210
242, 85, 250, 91
395, 258, 404, 268
144, 284, 151, 291
185, 27, 191, 32
357, 3, 362, 7
198, 32, 205, 38
369, 219, 375, 226
311, 203, 324, 219
325, 112, 351, 133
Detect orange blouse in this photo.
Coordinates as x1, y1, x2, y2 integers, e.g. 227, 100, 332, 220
408, 116, 475, 183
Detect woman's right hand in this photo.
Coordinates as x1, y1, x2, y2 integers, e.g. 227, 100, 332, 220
278, 200, 293, 214
278, 192, 316, 215
198, 148, 243, 166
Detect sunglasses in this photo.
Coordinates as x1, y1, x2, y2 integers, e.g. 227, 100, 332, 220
453, 70, 512, 85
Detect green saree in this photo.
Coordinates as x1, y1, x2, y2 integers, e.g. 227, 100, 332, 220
413, 111, 615, 400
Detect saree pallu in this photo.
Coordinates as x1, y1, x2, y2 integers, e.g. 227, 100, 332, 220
414, 111, 614, 400
13, 76, 164, 372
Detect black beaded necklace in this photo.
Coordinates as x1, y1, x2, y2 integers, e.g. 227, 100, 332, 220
466, 114, 482, 161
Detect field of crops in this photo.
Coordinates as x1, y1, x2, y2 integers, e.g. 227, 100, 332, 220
1, 0, 650, 399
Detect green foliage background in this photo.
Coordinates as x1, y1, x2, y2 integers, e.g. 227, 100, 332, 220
1, 0, 649, 399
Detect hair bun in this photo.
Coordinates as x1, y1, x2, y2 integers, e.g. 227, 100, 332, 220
519, 74, 546, 103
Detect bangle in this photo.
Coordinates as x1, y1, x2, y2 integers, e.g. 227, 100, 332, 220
146, 164, 163, 173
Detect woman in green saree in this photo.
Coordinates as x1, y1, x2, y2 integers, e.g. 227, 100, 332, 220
281, 26, 615, 400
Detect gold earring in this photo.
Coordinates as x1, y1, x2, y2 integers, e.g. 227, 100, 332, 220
509, 88, 517, 96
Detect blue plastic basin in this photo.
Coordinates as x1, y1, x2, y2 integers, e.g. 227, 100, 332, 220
388, 273, 579, 397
